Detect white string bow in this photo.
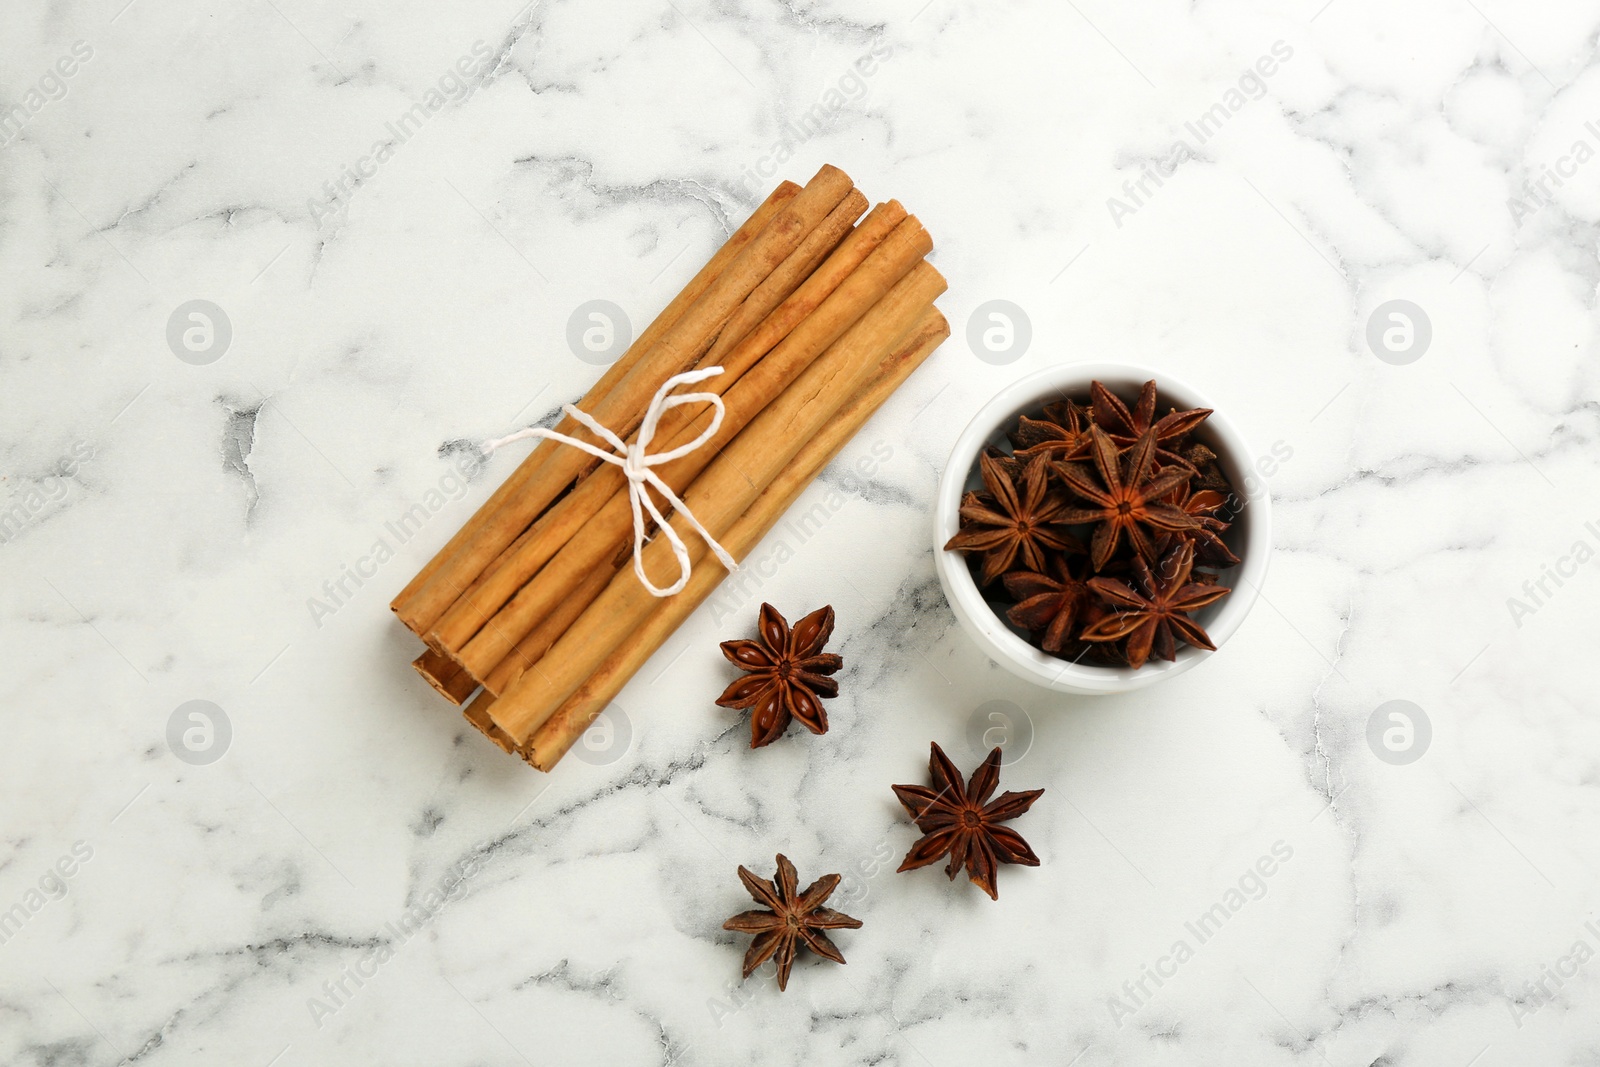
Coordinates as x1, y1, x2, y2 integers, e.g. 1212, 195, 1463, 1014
481, 367, 738, 598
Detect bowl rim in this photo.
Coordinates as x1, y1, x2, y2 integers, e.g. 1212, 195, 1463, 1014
932, 361, 1273, 695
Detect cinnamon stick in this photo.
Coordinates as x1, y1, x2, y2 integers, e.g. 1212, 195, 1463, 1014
446, 216, 934, 682
463, 689, 515, 752
425, 195, 896, 662
390, 180, 800, 626
395, 165, 853, 636
565, 188, 869, 487
459, 307, 950, 757
522, 306, 950, 768
699, 200, 909, 383
412, 648, 478, 705
430, 201, 906, 663
481, 562, 614, 696
488, 260, 948, 742
700, 189, 867, 368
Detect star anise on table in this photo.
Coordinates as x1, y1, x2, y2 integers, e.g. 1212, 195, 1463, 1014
944, 452, 1080, 584
1056, 424, 1198, 570
716, 604, 843, 748
1080, 541, 1230, 668
1091, 380, 1212, 470
1002, 554, 1093, 654
722, 854, 862, 991
892, 742, 1044, 900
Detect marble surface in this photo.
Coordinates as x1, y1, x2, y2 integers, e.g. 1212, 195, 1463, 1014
3, 0, 1600, 1064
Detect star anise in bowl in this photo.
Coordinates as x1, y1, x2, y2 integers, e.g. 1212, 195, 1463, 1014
942, 452, 1080, 585
1081, 541, 1230, 668
941, 377, 1248, 673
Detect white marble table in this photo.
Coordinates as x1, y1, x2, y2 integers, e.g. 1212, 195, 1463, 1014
4, 1, 1599, 1064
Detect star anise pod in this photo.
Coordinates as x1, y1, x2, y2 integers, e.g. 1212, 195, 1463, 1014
1002, 554, 1093, 653
945, 452, 1080, 584
722, 854, 862, 991
1011, 396, 1093, 464
1080, 541, 1229, 668
1174, 487, 1229, 519
979, 443, 1024, 485
1092, 379, 1212, 459
1164, 488, 1241, 568
1075, 601, 1136, 665
1015, 594, 1121, 666
892, 742, 1044, 900
1181, 442, 1231, 493
717, 604, 842, 748
1056, 424, 1198, 570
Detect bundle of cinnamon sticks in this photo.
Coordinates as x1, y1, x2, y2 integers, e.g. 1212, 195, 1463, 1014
391, 165, 948, 772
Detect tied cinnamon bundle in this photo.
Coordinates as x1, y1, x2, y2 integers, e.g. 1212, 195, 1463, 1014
390, 165, 948, 773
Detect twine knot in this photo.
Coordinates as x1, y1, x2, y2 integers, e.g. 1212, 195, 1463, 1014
481, 367, 738, 597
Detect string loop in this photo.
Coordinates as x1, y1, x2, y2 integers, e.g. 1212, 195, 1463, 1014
482, 367, 738, 598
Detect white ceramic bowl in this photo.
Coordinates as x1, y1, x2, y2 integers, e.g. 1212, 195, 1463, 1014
933, 362, 1271, 695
